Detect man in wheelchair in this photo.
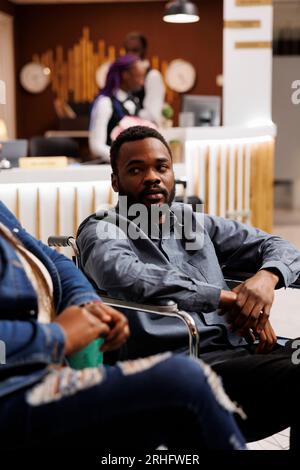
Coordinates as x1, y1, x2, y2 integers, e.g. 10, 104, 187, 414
0, 200, 246, 451
77, 125, 300, 448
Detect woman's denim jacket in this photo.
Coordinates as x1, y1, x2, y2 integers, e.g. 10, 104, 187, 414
0, 201, 100, 398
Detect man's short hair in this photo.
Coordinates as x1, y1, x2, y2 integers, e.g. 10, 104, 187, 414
125, 32, 148, 52
110, 126, 172, 174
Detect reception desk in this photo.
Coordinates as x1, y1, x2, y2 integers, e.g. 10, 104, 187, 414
0, 125, 276, 243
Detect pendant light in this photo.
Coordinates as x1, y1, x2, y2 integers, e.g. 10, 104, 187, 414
163, 0, 200, 24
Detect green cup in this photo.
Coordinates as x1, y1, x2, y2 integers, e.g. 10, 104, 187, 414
67, 338, 104, 370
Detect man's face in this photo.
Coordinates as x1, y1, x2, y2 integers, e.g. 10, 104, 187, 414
124, 38, 145, 59
122, 61, 145, 93
111, 138, 175, 208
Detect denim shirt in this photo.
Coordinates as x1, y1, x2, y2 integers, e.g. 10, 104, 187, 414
77, 203, 300, 360
0, 201, 100, 398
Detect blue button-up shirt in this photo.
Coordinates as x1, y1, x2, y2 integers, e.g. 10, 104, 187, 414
77, 203, 300, 361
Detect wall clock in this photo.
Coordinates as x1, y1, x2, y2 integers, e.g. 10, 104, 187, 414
165, 59, 196, 93
20, 62, 51, 94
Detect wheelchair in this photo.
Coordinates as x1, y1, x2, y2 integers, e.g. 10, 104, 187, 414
48, 235, 300, 358
48, 234, 300, 449
48, 235, 200, 357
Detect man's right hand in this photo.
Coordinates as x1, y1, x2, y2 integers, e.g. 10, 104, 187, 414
218, 290, 237, 310
54, 305, 111, 356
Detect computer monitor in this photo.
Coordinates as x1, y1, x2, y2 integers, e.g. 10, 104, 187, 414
0, 140, 28, 167
181, 95, 221, 127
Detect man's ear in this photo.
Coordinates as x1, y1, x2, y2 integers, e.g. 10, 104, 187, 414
111, 173, 119, 193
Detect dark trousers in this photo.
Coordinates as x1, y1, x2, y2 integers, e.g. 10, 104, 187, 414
0, 354, 245, 450
209, 339, 300, 448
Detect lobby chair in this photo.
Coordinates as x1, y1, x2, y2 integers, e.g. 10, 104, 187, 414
223, 269, 300, 290
29, 136, 80, 159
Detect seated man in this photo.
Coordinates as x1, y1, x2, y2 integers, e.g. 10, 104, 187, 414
77, 125, 300, 448
0, 200, 246, 451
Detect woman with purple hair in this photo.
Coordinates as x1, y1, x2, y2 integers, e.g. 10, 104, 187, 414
89, 54, 146, 163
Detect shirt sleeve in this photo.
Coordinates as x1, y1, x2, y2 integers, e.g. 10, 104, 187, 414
139, 70, 165, 124
0, 320, 66, 369
89, 96, 112, 162
77, 218, 221, 314
204, 214, 300, 288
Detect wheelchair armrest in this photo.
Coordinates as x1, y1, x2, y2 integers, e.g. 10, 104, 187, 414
223, 270, 300, 290
290, 277, 300, 289
97, 291, 178, 313
99, 293, 199, 357
47, 236, 199, 356
48, 235, 74, 247
48, 235, 79, 257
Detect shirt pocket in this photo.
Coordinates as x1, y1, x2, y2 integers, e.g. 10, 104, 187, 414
186, 243, 224, 286
186, 251, 210, 282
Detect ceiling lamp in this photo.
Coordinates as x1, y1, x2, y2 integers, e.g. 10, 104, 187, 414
163, 0, 200, 24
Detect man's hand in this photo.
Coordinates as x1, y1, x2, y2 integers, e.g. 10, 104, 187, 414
218, 290, 237, 310
54, 305, 111, 356
239, 319, 277, 354
255, 319, 277, 354
84, 303, 130, 352
220, 270, 279, 335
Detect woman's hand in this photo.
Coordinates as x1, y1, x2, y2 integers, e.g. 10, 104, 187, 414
54, 305, 111, 356
84, 302, 130, 352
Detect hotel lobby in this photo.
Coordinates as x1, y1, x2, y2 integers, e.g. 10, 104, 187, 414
0, 0, 300, 456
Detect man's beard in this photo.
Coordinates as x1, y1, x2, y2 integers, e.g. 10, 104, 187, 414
116, 181, 176, 236
117, 180, 176, 210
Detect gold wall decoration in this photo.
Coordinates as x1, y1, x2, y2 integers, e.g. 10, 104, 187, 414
236, 0, 272, 5
33, 27, 176, 104
235, 41, 272, 49
224, 20, 261, 28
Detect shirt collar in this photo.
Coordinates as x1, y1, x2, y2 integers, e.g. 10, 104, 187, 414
116, 89, 130, 102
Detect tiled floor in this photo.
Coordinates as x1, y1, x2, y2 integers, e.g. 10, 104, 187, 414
271, 209, 300, 339
247, 428, 290, 451
247, 209, 300, 450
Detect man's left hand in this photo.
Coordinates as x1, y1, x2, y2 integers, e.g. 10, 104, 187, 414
228, 269, 279, 334
240, 319, 277, 354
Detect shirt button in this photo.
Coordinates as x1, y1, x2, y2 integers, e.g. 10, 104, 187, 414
13, 228, 19, 233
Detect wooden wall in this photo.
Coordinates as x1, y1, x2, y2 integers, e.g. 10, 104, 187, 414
14, 0, 223, 139
0, 0, 14, 16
